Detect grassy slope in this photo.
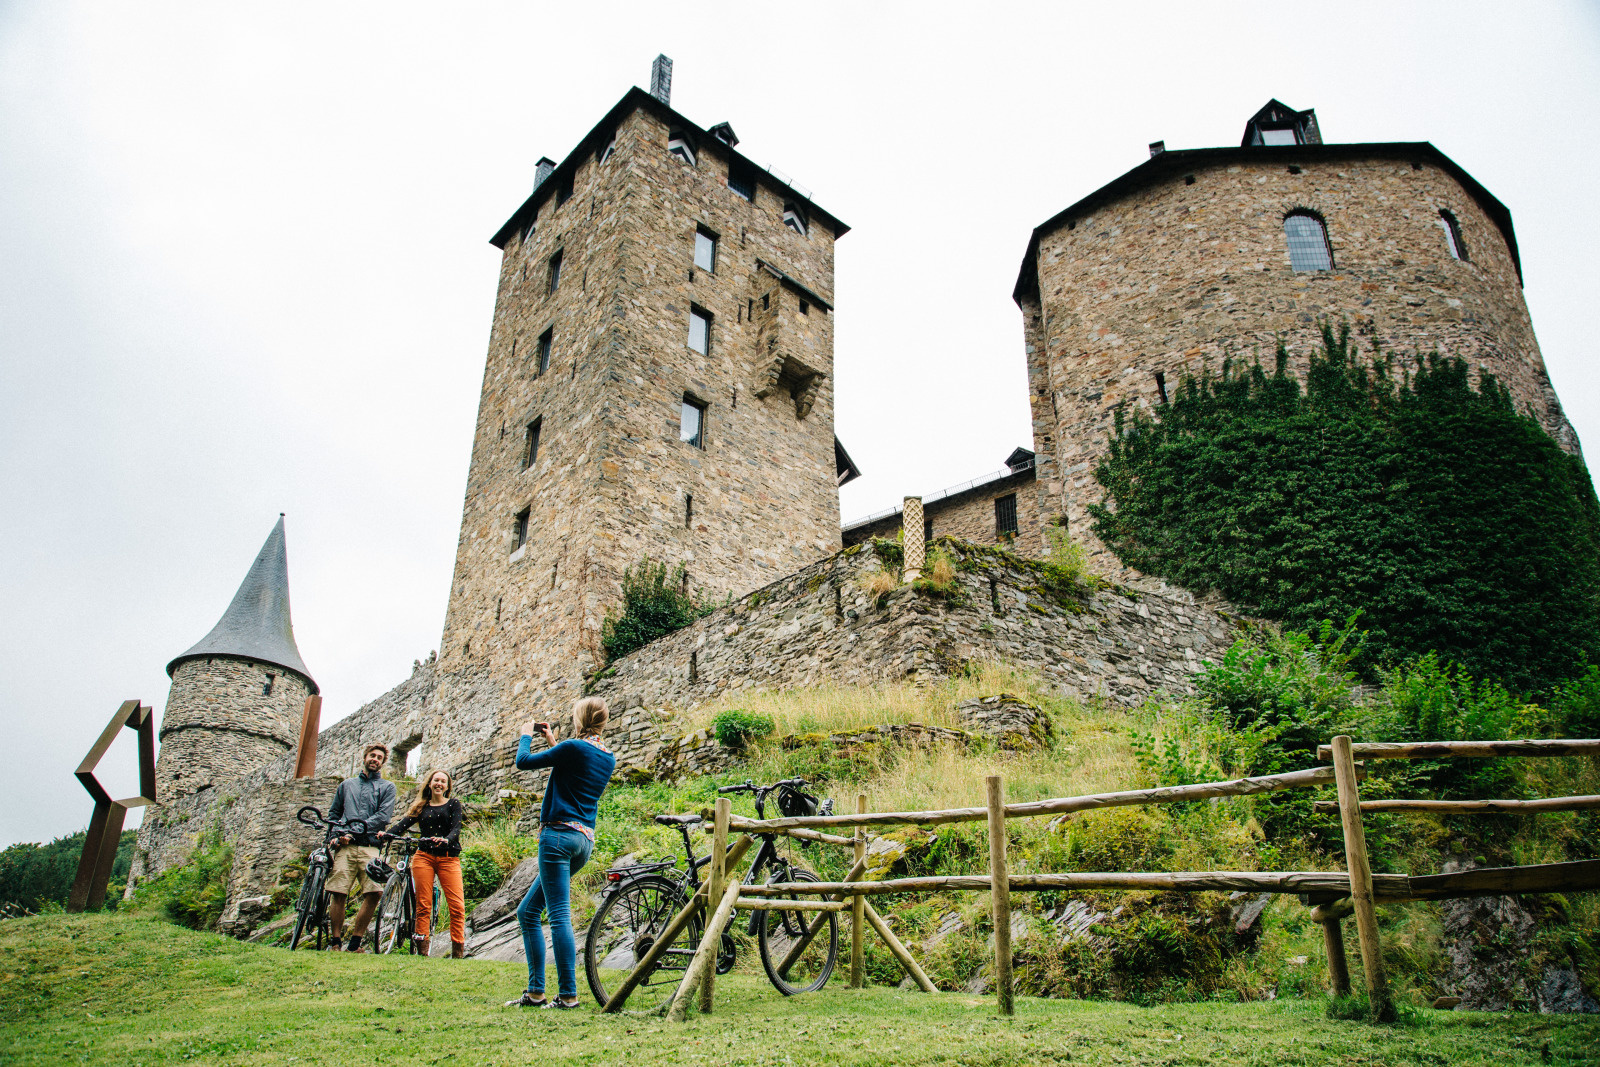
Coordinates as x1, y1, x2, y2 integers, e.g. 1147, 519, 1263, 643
4, 914, 1598, 1067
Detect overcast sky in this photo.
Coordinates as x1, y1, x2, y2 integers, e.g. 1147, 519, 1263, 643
4, 1, 1597, 848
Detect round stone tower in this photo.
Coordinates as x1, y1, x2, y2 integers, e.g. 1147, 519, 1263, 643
155, 515, 318, 800
1014, 99, 1581, 559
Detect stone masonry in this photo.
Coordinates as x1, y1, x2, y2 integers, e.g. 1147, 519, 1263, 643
846, 463, 1047, 560
156, 657, 312, 802
1016, 140, 1582, 573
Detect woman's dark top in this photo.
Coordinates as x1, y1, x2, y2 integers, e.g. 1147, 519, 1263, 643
388, 798, 464, 857
515, 736, 616, 831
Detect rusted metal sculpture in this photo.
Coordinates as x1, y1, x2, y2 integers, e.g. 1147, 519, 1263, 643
67, 699, 157, 912
293, 694, 322, 778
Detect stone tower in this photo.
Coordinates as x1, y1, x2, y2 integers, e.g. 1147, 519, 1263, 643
155, 516, 317, 800
423, 59, 853, 788
1013, 99, 1581, 569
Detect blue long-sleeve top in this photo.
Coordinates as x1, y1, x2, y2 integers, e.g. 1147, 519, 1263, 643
515, 735, 616, 830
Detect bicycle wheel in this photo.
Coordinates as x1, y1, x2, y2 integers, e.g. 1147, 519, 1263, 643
584, 875, 697, 1010
289, 866, 326, 951
371, 869, 412, 955
756, 867, 838, 995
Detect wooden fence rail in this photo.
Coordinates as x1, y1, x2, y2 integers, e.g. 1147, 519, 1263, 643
1313, 739, 1600, 761
1311, 795, 1600, 814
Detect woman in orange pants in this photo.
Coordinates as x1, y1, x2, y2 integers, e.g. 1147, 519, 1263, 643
384, 770, 467, 956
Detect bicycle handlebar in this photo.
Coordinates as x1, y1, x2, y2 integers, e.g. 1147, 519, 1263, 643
717, 777, 809, 795
294, 805, 368, 837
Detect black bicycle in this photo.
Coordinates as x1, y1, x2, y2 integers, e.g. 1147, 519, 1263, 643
369, 832, 442, 954
288, 806, 369, 951
584, 777, 839, 1008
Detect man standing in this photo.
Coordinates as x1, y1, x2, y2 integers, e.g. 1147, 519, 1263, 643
325, 743, 396, 952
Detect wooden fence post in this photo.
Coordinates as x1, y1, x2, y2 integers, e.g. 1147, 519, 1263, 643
1331, 735, 1393, 1021
849, 793, 866, 988
986, 775, 1014, 1016
667, 874, 743, 1022
699, 797, 730, 1013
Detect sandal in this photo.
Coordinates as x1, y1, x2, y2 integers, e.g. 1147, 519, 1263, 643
505, 991, 547, 1008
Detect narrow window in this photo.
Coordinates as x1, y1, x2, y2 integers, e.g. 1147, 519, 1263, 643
688, 307, 712, 354
747, 298, 754, 320
728, 162, 755, 201
521, 207, 539, 244
537, 328, 553, 375
555, 171, 573, 207
548, 249, 563, 293
495, 597, 502, 624
522, 418, 541, 470
1283, 212, 1333, 272
798, 298, 809, 315
667, 130, 696, 166
551, 564, 558, 590
694, 227, 717, 272
995, 494, 1019, 539
512, 507, 531, 552
1154, 371, 1169, 404
761, 293, 770, 311
1439, 210, 1469, 261
262, 672, 276, 696
681, 570, 691, 595
596, 130, 616, 164
923, 516, 934, 543
782, 202, 807, 235
685, 493, 694, 527
688, 649, 698, 684
680, 395, 707, 449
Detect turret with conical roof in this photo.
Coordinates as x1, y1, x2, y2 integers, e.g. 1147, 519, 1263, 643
155, 517, 318, 800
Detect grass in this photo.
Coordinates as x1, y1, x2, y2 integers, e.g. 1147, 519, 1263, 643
4, 914, 1598, 1066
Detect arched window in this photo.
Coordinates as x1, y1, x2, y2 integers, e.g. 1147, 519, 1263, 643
1439, 209, 1469, 261
1283, 211, 1332, 272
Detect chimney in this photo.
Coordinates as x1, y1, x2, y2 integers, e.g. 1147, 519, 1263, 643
533, 156, 556, 190
1148, 140, 1166, 158
650, 54, 673, 106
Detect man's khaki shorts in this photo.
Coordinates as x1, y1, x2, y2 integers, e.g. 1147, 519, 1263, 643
326, 844, 382, 897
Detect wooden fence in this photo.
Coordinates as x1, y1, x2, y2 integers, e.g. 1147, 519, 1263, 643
606, 735, 1600, 1022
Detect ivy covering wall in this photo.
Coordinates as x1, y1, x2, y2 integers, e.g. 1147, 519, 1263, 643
1090, 328, 1600, 691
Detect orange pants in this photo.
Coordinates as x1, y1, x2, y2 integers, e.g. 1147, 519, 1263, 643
411, 852, 466, 944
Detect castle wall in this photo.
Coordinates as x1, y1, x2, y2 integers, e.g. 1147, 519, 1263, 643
845, 470, 1049, 560
1024, 154, 1579, 571
155, 657, 311, 801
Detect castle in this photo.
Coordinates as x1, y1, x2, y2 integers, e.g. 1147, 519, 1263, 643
131, 65, 1581, 920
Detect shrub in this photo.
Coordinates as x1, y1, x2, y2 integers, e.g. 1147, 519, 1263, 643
1060, 808, 1173, 873
1043, 524, 1094, 591
0, 828, 137, 913
601, 558, 718, 661
710, 709, 775, 747
459, 846, 504, 900
1090, 326, 1600, 691
1552, 665, 1600, 739
131, 825, 234, 931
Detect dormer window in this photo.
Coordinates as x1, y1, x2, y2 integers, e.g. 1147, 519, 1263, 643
555, 171, 573, 207
521, 206, 539, 246
596, 130, 616, 164
1241, 99, 1322, 148
1259, 128, 1298, 146
1284, 211, 1333, 272
782, 202, 807, 235
668, 130, 696, 166
1439, 209, 1469, 261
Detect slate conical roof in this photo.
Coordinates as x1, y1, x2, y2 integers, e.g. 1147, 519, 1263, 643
167, 516, 318, 692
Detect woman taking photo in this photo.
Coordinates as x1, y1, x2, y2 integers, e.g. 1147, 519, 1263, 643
382, 769, 467, 958
507, 697, 615, 1009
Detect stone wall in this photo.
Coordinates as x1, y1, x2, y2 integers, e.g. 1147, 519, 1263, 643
155, 657, 312, 801
845, 468, 1048, 560
1019, 150, 1580, 573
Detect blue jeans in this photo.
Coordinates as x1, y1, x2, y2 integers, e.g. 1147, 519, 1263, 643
517, 826, 593, 999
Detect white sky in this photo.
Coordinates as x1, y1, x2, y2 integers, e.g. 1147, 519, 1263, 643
4, 1, 1597, 848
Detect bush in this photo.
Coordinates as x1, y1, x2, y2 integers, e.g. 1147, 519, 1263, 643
601, 558, 719, 661
1061, 808, 1173, 873
1090, 326, 1600, 691
459, 847, 504, 900
131, 825, 234, 931
1552, 665, 1600, 739
710, 709, 775, 747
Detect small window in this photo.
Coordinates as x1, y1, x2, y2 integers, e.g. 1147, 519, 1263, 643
262, 672, 276, 697
728, 163, 755, 201
688, 307, 712, 354
922, 516, 934, 544
798, 298, 809, 315
1154, 371, 1169, 404
555, 172, 573, 207
522, 418, 541, 470
596, 131, 616, 164
694, 227, 717, 272
1283, 212, 1333, 272
548, 249, 563, 293
1440, 210, 1469, 262
512, 507, 531, 552
761, 293, 770, 311
685, 493, 694, 527
667, 130, 696, 166
537, 328, 552, 375
1260, 128, 1298, 146
680, 396, 707, 449
521, 214, 538, 245
782, 202, 807, 235
995, 494, 1019, 539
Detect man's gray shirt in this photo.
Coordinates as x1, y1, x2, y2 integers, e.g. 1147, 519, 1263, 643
328, 768, 396, 845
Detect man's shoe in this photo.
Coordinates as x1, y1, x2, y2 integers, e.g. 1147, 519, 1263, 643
345, 935, 365, 953
323, 939, 343, 951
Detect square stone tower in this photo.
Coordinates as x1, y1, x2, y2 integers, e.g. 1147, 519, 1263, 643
426, 64, 851, 783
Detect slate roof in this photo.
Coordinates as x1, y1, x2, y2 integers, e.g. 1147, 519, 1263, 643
167, 516, 317, 692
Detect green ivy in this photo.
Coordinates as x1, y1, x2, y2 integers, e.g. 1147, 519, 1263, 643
1090, 326, 1600, 692
600, 558, 719, 662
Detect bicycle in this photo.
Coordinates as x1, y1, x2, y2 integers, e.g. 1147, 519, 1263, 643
288, 806, 369, 951
368, 832, 442, 955
584, 777, 840, 1009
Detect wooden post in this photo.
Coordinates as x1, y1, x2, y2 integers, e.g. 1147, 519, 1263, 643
1321, 914, 1352, 996
986, 775, 1014, 1016
1332, 735, 1393, 1021
863, 902, 938, 993
698, 797, 730, 1013
294, 695, 322, 778
849, 793, 866, 988
778, 856, 867, 977
667, 873, 743, 1021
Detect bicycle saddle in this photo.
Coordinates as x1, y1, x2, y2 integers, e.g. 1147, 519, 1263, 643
653, 814, 703, 826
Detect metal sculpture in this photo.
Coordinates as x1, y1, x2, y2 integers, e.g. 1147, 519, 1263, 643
67, 699, 156, 912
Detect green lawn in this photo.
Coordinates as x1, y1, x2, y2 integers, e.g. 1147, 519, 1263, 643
2, 914, 1597, 1066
